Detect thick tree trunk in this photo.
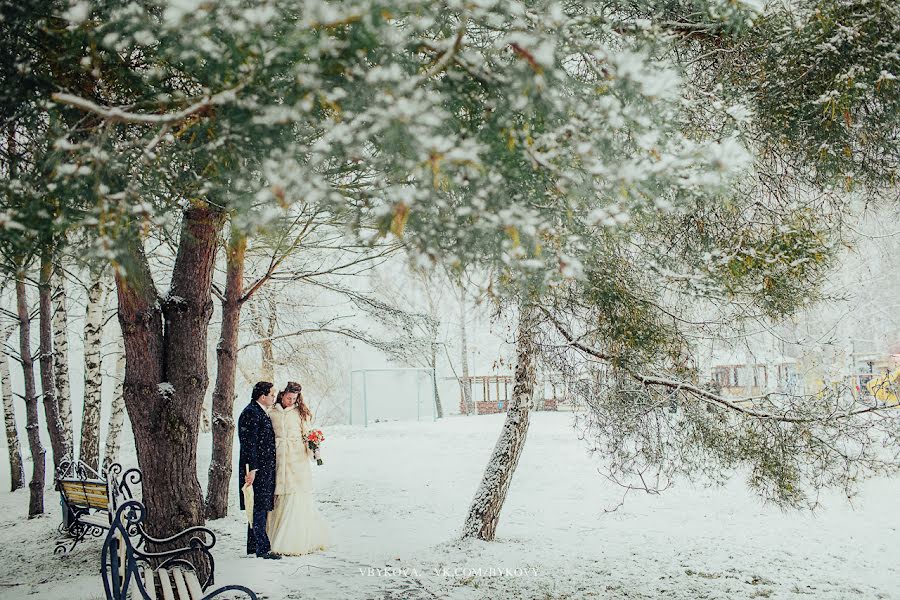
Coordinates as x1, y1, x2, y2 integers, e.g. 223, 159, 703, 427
17, 275, 45, 517
205, 229, 246, 519
79, 268, 107, 471
1, 325, 25, 491
459, 288, 473, 415
39, 253, 68, 469
462, 306, 537, 541
102, 338, 126, 471
52, 264, 74, 450
116, 204, 223, 543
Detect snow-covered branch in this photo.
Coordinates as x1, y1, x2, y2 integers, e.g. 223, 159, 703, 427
51, 83, 245, 125
541, 306, 897, 424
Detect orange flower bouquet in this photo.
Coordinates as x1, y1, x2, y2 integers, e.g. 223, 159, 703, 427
307, 429, 325, 465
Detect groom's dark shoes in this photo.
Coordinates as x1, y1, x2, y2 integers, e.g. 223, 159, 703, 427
261, 552, 282, 560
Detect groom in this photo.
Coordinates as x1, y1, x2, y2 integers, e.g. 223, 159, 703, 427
238, 381, 282, 560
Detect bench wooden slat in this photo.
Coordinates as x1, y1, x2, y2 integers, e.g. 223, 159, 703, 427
80, 514, 110, 528
66, 497, 109, 511
61, 483, 107, 500
182, 570, 203, 600
158, 567, 176, 600
142, 566, 157, 600
60, 480, 109, 510
63, 488, 107, 499
61, 488, 107, 501
60, 479, 106, 491
64, 491, 107, 504
171, 568, 190, 600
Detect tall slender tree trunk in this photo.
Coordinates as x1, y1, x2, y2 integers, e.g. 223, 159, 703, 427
462, 306, 537, 541
52, 264, 74, 450
258, 295, 277, 381
103, 338, 126, 471
39, 253, 68, 470
116, 204, 224, 543
205, 229, 247, 519
79, 268, 107, 471
17, 275, 45, 517
1, 325, 25, 491
430, 342, 443, 418
459, 287, 472, 415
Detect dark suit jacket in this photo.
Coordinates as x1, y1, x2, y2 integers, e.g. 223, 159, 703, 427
237, 401, 276, 511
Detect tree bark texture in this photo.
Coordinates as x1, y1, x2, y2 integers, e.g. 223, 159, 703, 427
52, 264, 74, 450
39, 253, 68, 469
1, 325, 25, 491
430, 342, 443, 418
17, 275, 45, 517
462, 306, 537, 541
79, 268, 107, 471
205, 229, 246, 519
116, 204, 224, 544
259, 295, 277, 382
103, 338, 126, 471
459, 288, 473, 415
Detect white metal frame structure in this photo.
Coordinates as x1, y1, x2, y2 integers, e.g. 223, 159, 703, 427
348, 367, 438, 427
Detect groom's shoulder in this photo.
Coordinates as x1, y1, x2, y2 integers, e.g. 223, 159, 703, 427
239, 401, 260, 420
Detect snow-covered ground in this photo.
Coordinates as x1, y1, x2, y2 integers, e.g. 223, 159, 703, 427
0, 412, 897, 599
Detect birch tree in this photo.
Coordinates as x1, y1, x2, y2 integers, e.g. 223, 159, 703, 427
79, 267, 107, 471
0, 324, 25, 491
102, 338, 126, 471
458, 286, 473, 415
462, 305, 538, 539
38, 252, 68, 468
52, 263, 74, 449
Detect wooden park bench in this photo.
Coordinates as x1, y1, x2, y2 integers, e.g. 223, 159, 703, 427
102, 500, 258, 600
55, 460, 141, 555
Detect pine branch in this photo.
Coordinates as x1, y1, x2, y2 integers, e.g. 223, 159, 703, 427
541, 306, 897, 424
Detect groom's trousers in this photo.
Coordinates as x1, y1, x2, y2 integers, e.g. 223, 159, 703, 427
247, 508, 272, 556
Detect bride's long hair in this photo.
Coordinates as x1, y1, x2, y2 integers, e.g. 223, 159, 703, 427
276, 381, 312, 422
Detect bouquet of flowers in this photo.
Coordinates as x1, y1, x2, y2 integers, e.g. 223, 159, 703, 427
307, 429, 325, 465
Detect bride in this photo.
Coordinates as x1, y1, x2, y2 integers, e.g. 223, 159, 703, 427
266, 381, 332, 555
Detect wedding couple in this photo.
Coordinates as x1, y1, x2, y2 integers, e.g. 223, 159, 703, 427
238, 380, 331, 559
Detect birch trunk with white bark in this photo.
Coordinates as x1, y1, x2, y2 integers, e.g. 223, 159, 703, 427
1, 325, 25, 491
257, 296, 277, 382
79, 268, 107, 471
459, 288, 473, 415
462, 306, 537, 541
39, 253, 68, 469
52, 264, 74, 451
103, 339, 126, 471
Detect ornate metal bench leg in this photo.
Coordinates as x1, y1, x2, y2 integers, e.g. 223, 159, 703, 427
55, 523, 86, 556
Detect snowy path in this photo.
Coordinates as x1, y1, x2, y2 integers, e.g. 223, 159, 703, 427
0, 412, 897, 599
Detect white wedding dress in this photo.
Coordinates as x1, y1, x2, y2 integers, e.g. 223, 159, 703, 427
266, 404, 332, 555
